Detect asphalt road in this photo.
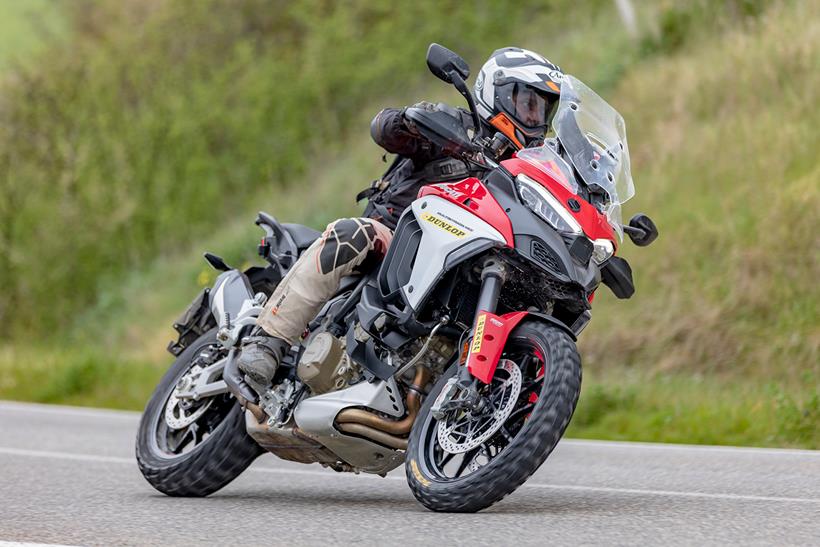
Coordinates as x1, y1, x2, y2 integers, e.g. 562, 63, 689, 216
0, 401, 818, 546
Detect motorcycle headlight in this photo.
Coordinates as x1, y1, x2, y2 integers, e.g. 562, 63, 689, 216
591, 238, 614, 265
516, 174, 582, 235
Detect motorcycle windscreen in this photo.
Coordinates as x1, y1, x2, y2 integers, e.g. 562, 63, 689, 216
552, 75, 634, 239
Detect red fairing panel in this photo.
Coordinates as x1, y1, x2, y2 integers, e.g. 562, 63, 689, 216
501, 157, 617, 245
465, 311, 529, 384
418, 178, 514, 246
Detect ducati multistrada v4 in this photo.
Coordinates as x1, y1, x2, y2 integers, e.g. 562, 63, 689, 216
136, 44, 657, 512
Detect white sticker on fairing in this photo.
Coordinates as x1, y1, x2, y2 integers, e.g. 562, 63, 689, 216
404, 196, 507, 310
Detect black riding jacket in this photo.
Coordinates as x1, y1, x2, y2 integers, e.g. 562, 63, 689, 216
360, 105, 510, 229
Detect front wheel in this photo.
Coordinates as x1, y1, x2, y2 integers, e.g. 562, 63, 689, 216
136, 328, 264, 497
406, 321, 581, 512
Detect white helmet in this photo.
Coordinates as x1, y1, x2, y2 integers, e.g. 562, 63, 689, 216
474, 47, 563, 148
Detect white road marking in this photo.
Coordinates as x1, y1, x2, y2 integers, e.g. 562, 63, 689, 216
520, 482, 820, 504
0, 542, 81, 547
3, 402, 818, 457
559, 438, 820, 457
0, 401, 138, 420
0, 447, 133, 465
2, 446, 819, 505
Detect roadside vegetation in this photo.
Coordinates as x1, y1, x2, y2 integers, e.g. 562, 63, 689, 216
0, 0, 816, 448
0, 0, 67, 67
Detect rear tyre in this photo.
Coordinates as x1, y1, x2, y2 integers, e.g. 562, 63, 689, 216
406, 321, 581, 512
136, 328, 264, 497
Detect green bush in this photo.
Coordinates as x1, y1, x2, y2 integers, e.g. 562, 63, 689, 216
571, 383, 637, 428
1, 0, 771, 338
0, 0, 574, 338
639, 0, 771, 56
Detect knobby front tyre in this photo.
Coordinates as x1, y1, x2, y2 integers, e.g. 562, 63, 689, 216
405, 321, 581, 512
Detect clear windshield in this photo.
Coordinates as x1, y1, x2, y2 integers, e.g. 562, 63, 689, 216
552, 75, 634, 235
516, 144, 579, 194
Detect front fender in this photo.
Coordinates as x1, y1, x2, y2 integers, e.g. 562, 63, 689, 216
465, 310, 576, 384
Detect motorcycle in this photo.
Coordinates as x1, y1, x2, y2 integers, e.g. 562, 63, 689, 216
136, 44, 658, 512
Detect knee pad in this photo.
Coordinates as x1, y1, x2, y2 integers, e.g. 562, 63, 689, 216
319, 219, 377, 274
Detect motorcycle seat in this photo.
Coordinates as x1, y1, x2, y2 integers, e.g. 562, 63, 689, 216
282, 223, 322, 251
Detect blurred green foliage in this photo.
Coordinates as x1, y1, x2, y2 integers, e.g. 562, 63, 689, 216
0, 0, 67, 67
0, 0, 817, 448
569, 370, 819, 448
772, 376, 819, 446
0, 0, 584, 336
638, 0, 768, 55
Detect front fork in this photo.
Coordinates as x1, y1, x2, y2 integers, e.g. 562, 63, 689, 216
432, 260, 509, 418
457, 260, 507, 386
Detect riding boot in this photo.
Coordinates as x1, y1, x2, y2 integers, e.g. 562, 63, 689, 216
237, 331, 290, 386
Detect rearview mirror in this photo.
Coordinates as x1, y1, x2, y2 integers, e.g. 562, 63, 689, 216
624, 213, 659, 247
426, 43, 470, 84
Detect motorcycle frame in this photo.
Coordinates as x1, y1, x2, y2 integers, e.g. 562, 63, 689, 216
162, 160, 624, 477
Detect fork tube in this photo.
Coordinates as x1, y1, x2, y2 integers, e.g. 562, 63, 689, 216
458, 260, 507, 386
475, 260, 507, 315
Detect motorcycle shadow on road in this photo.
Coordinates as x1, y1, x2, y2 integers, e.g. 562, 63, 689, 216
141, 489, 417, 514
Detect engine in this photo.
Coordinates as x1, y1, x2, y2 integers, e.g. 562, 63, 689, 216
297, 332, 360, 394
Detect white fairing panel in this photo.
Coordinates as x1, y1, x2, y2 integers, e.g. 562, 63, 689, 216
209, 270, 254, 328
404, 196, 506, 309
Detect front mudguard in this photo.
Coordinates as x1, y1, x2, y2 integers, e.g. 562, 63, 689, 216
465, 310, 576, 384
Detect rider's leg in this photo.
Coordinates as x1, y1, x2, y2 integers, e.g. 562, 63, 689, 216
238, 217, 392, 385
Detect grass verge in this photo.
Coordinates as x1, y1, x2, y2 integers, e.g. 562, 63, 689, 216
569, 368, 819, 449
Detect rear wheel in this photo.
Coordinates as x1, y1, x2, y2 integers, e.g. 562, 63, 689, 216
136, 328, 264, 497
406, 321, 581, 512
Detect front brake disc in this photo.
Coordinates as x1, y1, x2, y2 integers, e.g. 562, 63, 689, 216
436, 359, 522, 454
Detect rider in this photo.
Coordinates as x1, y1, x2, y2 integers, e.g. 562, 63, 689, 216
237, 47, 564, 387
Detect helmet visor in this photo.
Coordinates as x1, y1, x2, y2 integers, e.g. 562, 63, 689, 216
496, 83, 555, 131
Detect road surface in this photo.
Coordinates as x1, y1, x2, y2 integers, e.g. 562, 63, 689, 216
0, 401, 818, 546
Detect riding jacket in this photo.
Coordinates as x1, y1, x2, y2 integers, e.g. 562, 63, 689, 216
360, 104, 509, 229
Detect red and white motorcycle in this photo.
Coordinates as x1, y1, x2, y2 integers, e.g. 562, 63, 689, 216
136, 44, 657, 513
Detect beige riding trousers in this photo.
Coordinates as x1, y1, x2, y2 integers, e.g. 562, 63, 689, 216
256, 217, 392, 343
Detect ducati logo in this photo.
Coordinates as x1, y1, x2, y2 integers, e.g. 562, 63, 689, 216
421, 212, 467, 238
